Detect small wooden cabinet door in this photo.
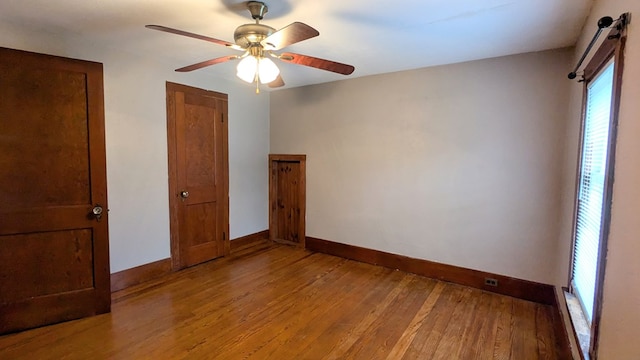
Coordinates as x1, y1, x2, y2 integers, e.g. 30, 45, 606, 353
0, 47, 110, 334
269, 154, 306, 247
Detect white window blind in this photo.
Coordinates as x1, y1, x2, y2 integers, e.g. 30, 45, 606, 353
572, 60, 615, 324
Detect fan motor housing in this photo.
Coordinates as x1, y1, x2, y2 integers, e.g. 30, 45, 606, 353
234, 24, 275, 48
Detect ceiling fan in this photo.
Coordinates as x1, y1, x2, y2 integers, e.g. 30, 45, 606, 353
146, 1, 355, 92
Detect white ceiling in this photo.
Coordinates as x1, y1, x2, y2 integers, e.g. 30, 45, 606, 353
0, 0, 593, 90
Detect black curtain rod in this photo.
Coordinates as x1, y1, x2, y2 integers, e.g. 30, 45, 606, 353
568, 13, 630, 80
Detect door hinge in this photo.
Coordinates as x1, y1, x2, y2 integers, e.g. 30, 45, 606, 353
223, 232, 226, 241
221, 114, 224, 123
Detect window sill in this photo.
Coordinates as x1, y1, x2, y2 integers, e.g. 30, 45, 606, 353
563, 289, 591, 360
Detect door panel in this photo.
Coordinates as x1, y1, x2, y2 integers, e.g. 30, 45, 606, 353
276, 162, 301, 243
0, 230, 94, 303
167, 82, 229, 269
0, 64, 91, 209
0, 47, 110, 334
184, 203, 220, 265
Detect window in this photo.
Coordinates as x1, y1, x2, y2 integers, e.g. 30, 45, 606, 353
572, 59, 615, 325
569, 19, 626, 359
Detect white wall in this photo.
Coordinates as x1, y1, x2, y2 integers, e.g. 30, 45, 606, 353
0, 21, 270, 273
557, 0, 640, 358
271, 49, 572, 284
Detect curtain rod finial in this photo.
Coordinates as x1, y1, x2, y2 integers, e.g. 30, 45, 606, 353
598, 16, 614, 28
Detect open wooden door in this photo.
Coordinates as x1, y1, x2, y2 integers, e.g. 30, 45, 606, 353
0, 47, 110, 334
166, 82, 229, 269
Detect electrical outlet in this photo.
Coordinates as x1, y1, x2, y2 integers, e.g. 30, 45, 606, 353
485, 278, 498, 287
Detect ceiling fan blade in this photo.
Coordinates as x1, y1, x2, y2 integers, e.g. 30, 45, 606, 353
175, 55, 238, 72
279, 52, 355, 75
145, 25, 243, 50
268, 74, 285, 88
261, 22, 319, 50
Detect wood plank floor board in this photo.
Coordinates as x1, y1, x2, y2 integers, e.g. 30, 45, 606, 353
493, 296, 515, 360
111, 240, 286, 304
295, 269, 411, 359
106, 248, 321, 358
320, 272, 415, 360
213, 260, 391, 359
509, 298, 538, 359
384, 281, 446, 359
535, 304, 558, 360
0, 243, 566, 360
186, 252, 334, 317
451, 287, 487, 358
233, 264, 396, 359
400, 283, 465, 359
430, 286, 479, 359
460, 292, 503, 360
114, 251, 336, 360
164, 253, 350, 358
338, 275, 438, 359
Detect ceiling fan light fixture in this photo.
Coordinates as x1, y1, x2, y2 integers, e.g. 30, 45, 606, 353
147, 0, 354, 91
236, 56, 280, 84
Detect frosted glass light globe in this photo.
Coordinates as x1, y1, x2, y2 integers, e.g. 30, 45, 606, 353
257, 57, 280, 84
236, 56, 258, 83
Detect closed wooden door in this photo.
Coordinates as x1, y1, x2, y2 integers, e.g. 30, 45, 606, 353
269, 155, 306, 247
166, 82, 229, 269
0, 47, 110, 334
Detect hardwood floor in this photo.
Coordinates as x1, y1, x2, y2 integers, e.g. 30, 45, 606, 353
0, 241, 564, 359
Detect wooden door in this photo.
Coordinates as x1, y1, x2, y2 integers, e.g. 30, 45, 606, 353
0, 47, 110, 334
166, 82, 229, 269
269, 154, 306, 247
